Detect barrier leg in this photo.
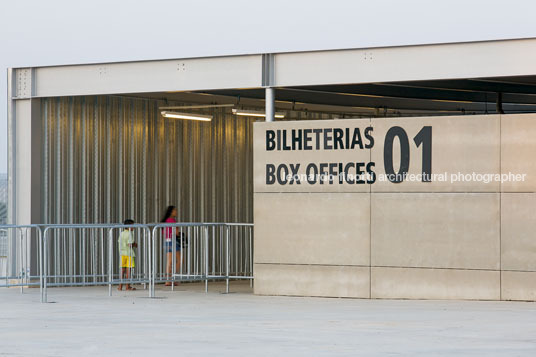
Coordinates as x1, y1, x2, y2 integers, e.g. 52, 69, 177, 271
108, 229, 113, 297
226, 226, 230, 294
42, 232, 48, 303
39, 228, 43, 301
150, 230, 155, 298
205, 227, 209, 293
19, 230, 23, 294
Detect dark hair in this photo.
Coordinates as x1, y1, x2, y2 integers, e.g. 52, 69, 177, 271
161, 206, 176, 223
123, 219, 134, 225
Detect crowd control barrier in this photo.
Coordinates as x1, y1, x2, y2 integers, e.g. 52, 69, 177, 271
0, 222, 254, 303
41, 224, 153, 302
0, 225, 42, 294
151, 223, 254, 295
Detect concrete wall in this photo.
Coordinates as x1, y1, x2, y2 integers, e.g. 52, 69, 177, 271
253, 113, 536, 301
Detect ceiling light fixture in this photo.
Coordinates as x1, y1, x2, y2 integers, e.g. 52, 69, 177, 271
159, 104, 235, 110
232, 109, 285, 119
161, 111, 212, 121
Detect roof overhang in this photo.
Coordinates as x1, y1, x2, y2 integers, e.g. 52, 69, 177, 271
10, 38, 536, 100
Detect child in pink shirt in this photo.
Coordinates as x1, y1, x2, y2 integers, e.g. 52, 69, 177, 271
161, 205, 181, 286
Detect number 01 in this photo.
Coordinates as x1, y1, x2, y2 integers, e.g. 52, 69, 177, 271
383, 126, 432, 183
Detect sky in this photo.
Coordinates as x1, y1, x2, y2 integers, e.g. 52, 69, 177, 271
1, 0, 536, 173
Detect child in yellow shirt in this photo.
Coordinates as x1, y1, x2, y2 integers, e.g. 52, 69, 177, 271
118, 219, 137, 291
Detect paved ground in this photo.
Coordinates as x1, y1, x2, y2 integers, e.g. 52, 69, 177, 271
1, 282, 536, 356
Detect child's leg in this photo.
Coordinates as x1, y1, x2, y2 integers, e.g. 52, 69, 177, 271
165, 252, 172, 285
167, 252, 172, 275
126, 260, 136, 290
125, 266, 131, 289
118, 267, 125, 290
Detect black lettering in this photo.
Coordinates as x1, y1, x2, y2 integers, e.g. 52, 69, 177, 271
364, 127, 374, 148
355, 162, 365, 184
289, 163, 301, 185
344, 162, 355, 184
303, 129, 313, 150
276, 130, 281, 151
333, 128, 344, 150
319, 163, 328, 184
306, 163, 318, 184
328, 163, 337, 184
276, 164, 289, 185
291, 129, 302, 150
351, 128, 363, 149
413, 126, 432, 182
266, 130, 276, 151
384, 126, 410, 183
313, 129, 322, 150
366, 162, 376, 184
324, 129, 333, 150
266, 164, 276, 185
282, 130, 291, 151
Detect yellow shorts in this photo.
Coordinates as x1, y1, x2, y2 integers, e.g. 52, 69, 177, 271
121, 256, 135, 268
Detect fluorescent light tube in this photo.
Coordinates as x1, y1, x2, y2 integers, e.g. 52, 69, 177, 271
159, 104, 235, 110
232, 109, 285, 119
161, 111, 212, 121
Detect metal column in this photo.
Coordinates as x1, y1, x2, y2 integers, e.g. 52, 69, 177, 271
265, 87, 275, 122
7, 68, 42, 276
262, 53, 276, 122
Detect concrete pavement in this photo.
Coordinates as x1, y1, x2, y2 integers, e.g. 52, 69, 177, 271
1, 282, 535, 356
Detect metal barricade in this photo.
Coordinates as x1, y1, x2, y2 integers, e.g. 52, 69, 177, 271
42, 224, 152, 302
0, 222, 253, 302
209, 223, 254, 293
151, 223, 211, 293
107, 224, 152, 296
151, 223, 254, 294
0, 225, 42, 293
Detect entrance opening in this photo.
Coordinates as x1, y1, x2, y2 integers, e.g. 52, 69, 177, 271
26, 75, 536, 295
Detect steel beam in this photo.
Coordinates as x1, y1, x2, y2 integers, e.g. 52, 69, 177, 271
7, 38, 533, 100
274, 38, 536, 87
33, 55, 263, 98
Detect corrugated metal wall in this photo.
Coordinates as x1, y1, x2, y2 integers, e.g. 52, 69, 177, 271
41, 96, 254, 224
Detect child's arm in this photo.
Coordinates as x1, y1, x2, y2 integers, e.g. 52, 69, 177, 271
128, 232, 138, 248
